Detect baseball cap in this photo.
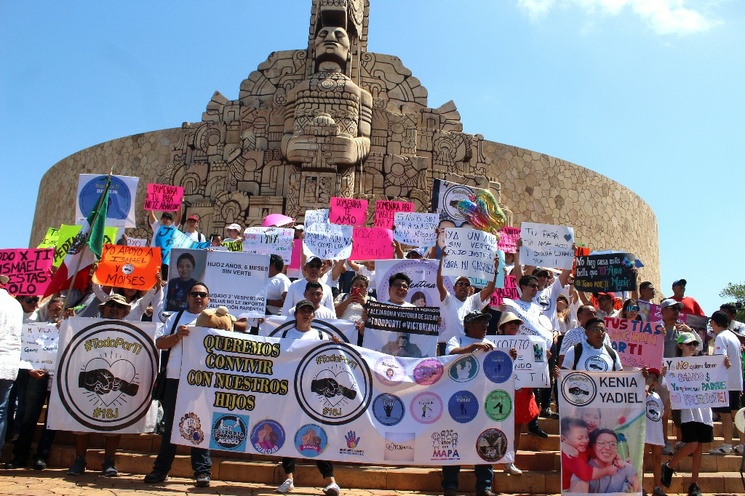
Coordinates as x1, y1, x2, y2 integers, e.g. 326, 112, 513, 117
660, 298, 683, 310
676, 332, 699, 345
295, 299, 315, 313
464, 310, 492, 324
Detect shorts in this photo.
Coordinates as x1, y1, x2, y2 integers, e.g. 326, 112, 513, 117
712, 390, 741, 413
680, 421, 714, 444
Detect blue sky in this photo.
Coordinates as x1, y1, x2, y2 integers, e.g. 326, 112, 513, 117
1, 0, 743, 313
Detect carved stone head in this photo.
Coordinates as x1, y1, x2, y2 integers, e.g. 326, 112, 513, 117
314, 26, 350, 72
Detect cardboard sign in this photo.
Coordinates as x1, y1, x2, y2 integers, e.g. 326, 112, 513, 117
304, 209, 329, 227
54, 224, 118, 268
374, 200, 415, 229
664, 355, 729, 409
497, 226, 520, 254
489, 275, 519, 308
242, 227, 295, 264
441, 228, 500, 282
362, 300, 440, 358
303, 222, 353, 260
93, 244, 161, 290
393, 212, 438, 247
0, 248, 54, 296
76, 174, 139, 228
350, 227, 394, 260
604, 317, 664, 370
20, 322, 59, 371
37, 227, 59, 249
330, 197, 368, 227
574, 253, 637, 292
144, 183, 183, 211
519, 222, 575, 270
202, 251, 269, 318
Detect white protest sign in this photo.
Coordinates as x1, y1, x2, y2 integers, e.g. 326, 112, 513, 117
304, 209, 329, 227
519, 222, 575, 270
303, 222, 353, 260
393, 212, 439, 247
202, 251, 270, 318
487, 335, 550, 388
664, 355, 729, 410
20, 322, 59, 371
441, 228, 500, 282
242, 227, 295, 264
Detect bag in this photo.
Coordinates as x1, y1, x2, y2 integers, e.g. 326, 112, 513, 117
151, 309, 185, 401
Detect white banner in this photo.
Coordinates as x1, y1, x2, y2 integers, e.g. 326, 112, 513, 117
172, 327, 515, 465
501, 298, 554, 347
242, 227, 295, 264
20, 322, 59, 371
202, 251, 269, 318
442, 228, 501, 282
393, 212, 439, 247
48, 318, 158, 433
487, 335, 550, 388
303, 222, 353, 260
259, 316, 359, 344
558, 370, 645, 496
664, 355, 729, 410
76, 174, 139, 228
519, 222, 575, 270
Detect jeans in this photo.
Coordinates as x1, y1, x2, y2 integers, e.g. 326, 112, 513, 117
12, 372, 51, 463
0, 378, 15, 448
442, 465, 493, 492
152, 379, 211, 477
281, 458, 334, 478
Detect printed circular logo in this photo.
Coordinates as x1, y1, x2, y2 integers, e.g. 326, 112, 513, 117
448, 355, 479, 383
561, 372, 597, 407
55, 319, 158, 431
121, 263, 134, 275
646, 398, 662, 423
250, 419, 285, 454
210, 413, 248, 451
448, 390, 478, 423
413, 358, 444, 386
79, 175, 132, 221
441, 184, 473, 224
584, 355, 611, 372
482, 350, 512, 384
294, 424, 328, 457
179, 412, 205, 445
267, 318, 351, 343
294, 341, 373, 425
484, 390, 512, 422
476, 428, 508, 462
374, 356, 406, 386
410, 392, 443, 424
373, 393, 405, 426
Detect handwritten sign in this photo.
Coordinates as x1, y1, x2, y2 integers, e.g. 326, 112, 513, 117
153, 225, 210, 265
664, 355, 728, 409
604, 317, 664, 370
374, 200, 414, 229
54, 224, 118, 268
0, 248, 54, 296
20, 322, 59, 371
487, 335, 550, 388
93, 244, 161, 290
303, 222, 353, 260
497, 226, 520, 254
37, 227, 59, 249
350, 227, 394, 260
490, 275, 519, 308
441, 228, 499, 282
242, 227, 295, 264
126, 237, 148, 247
144, 183, 183, 211
519, 222, 575, 269
330, 197, 368, 227
202, 251, 269, 318
574, 253, 637, 292
393, 212, 438, 247
304, 209, 329, 227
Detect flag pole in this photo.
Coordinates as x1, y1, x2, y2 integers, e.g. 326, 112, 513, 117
62, 170, 114, 311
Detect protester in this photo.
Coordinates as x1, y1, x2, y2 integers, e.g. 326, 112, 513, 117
334, 274, 373, 323
281, 257, 335, 316
91, 272, 161, 322
384, 272, 415, 307
669, 279, 705, 317
561, 318, 623, 372
620, 298, 644, 321
224, 223, 242, 241
265, 254, 291, 315
181, 214, 207, 243
287, 281, 336, 319
149, 207, 180, 247
644, 368, 667, 496
0, 273, 24, 452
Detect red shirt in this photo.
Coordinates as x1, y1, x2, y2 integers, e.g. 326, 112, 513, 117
672, 296, 705, 317
562, 449, 592, 489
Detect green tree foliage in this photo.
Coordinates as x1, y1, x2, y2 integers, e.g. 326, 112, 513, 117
719, 282, 745, 322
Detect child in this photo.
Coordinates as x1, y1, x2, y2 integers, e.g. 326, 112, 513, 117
644, 368, 666, 496
561, 417, 618, 491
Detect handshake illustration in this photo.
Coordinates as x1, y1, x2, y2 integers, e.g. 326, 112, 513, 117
310, 378, 356, 400
78, 369, 139, 397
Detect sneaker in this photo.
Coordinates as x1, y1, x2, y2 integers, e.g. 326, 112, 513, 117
277, 478, 295, 494
527, 425, 548, 438
101, 457, 118, 477
195, 473, 211, 487
33, 458, 47, 470
540, 408, 559, 419
67, 456, 86, 476
504, 462, 523, 475
4, 458, 26, 469
708, 443, 733, 455
660, 462, 674, 488
144, 471, 168, 483
652, 485, 667, 496
734, 444, 744, 455
661, 441, 674, 455
674, 441, 685, 452
323, 482, 341, 496
687, 482, 702, 496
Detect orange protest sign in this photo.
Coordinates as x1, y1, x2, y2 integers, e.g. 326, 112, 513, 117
93, 244, 161, 290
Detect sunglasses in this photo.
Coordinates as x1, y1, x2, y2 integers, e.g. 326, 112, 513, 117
307, 264, 322, 269
627, 305, 640, 312
391, 283, 409, 289
106, 303, 128, 310
24, 297, 40, 304
455, 281, 471, 287
684, 342, 699, 347
189, 291, 208, 298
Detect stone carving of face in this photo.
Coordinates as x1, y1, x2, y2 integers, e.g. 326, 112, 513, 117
314, 26, 350, 66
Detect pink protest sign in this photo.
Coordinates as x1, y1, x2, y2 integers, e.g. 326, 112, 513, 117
144, 183, 184, 211
0, 248, 54, 296
350, 227, 394, 260
374, 200, 415, 229
289, 238, 303, 270
604, 316, 664, 370
489, 274, 519, 308
329, 197, 368, 227
497, 226, 520, 253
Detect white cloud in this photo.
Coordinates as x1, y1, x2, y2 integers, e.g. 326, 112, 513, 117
517, 0, 721, 35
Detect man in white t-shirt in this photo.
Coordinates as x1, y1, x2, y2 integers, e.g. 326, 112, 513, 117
287, 281, 336, 320
562, 318, 623, 372
281, 257, 335, 315
265, 255, 291, 315
181, 215, 206, 243
436, 251, 498, 343
708, 310, 745, 455
384, 273, 416, 307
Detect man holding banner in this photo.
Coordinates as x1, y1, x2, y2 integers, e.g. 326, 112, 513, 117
0, 273, 23, 452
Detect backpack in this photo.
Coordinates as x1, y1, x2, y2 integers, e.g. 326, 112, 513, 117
572, 341, 618, 371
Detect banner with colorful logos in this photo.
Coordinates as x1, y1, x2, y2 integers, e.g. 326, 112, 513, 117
171, 327, 516, 466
